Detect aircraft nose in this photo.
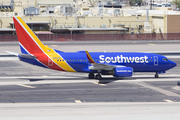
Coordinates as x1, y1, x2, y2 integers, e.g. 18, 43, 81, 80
170, 61, 177, 68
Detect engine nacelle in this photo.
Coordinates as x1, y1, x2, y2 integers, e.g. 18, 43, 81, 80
113, 67, 133, 77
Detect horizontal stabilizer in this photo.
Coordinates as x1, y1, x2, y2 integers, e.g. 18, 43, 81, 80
5, 51, 19, 56
19, 54, 36, 59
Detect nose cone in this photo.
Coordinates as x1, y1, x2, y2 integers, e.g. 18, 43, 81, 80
170, 61, 177, 68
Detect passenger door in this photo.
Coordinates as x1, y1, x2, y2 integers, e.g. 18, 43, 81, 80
154, 56, 158, 66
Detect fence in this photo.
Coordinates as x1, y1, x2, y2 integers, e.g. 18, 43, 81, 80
1, 33, 180, 42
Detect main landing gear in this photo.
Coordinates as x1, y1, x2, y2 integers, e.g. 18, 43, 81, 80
88, 73, 102, 80
155, 72, 159, 78
95, 73, 102, 80
88, 73, 95, 79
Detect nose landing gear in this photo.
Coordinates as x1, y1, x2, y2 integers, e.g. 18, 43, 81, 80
155, 72, 159, 78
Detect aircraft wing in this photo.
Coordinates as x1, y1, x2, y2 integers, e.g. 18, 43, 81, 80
88, 63, 116, 71
85, 51, 117, 71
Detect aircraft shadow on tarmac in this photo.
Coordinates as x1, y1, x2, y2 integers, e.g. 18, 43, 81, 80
20, 75, 178, 84
97, 76, 178, 84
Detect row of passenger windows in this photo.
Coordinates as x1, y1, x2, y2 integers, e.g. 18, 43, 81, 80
55, 59, 152, 62
56, 59, 100, 62
54, 58, 168, 62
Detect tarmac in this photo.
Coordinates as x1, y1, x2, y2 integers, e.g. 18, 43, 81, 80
0, 41, 180, 120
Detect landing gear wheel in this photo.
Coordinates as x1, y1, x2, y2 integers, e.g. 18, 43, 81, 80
88, 73, 94, 79
155, 74, 159, 78
95, 74, 102, 80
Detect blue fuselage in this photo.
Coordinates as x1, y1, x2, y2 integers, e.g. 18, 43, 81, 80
54, 51, 176, 73
19, 50, 176, 74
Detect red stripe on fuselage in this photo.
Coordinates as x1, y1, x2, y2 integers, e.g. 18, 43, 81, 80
86, 54, 95, 64
13, 17, 65, 71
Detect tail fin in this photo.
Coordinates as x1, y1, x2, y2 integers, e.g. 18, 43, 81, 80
13, 16, 50, 54
13, 16, 76, 72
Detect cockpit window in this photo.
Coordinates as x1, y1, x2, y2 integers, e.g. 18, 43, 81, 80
163, 58, 168, 61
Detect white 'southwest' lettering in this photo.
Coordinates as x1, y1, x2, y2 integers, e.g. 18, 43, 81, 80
117, 70, 132, 72
99, 55, 148, 64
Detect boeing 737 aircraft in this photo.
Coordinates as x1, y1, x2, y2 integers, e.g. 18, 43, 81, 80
10, 16, 176, 80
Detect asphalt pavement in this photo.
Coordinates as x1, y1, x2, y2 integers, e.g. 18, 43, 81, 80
0, 41, 180, 120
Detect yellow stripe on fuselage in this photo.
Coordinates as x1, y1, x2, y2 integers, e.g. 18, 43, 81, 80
45, 46, 76, 72
17, 17, 76, 72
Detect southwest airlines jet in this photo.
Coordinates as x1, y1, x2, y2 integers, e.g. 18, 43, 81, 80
11, 16, 176, 80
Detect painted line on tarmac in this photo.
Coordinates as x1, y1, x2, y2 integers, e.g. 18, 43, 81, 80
164, 99, 174, 102
0, 57, 18, 61
166, 56, 180, 58
92, 82, 107, 86
74, 100, 82, 103
173, 86, 180, 90
17, 84, 36, 88
135, 82, 180, 97
148, 44, 155, 45
51, 45, 58, 47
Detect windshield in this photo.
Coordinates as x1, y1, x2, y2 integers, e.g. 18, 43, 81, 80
163, 58, 168, 61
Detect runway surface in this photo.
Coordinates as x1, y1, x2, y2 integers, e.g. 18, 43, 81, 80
1, 74, 180, 103
1, 102, 180, 120
0, 41, 180, 119
1, 40, 180, 53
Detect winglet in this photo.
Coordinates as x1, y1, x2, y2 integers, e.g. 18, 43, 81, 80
85, 51, 96, 64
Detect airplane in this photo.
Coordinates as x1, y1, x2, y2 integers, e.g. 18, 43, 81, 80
9, 16, 176, 80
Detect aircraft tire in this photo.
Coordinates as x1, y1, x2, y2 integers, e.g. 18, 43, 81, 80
88, 73, 95, 79
96, 74, 102, 80
155, 74, 159, 78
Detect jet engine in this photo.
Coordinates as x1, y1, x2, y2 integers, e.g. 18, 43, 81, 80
101, 66, 133, 77
113, 67, 133, 77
